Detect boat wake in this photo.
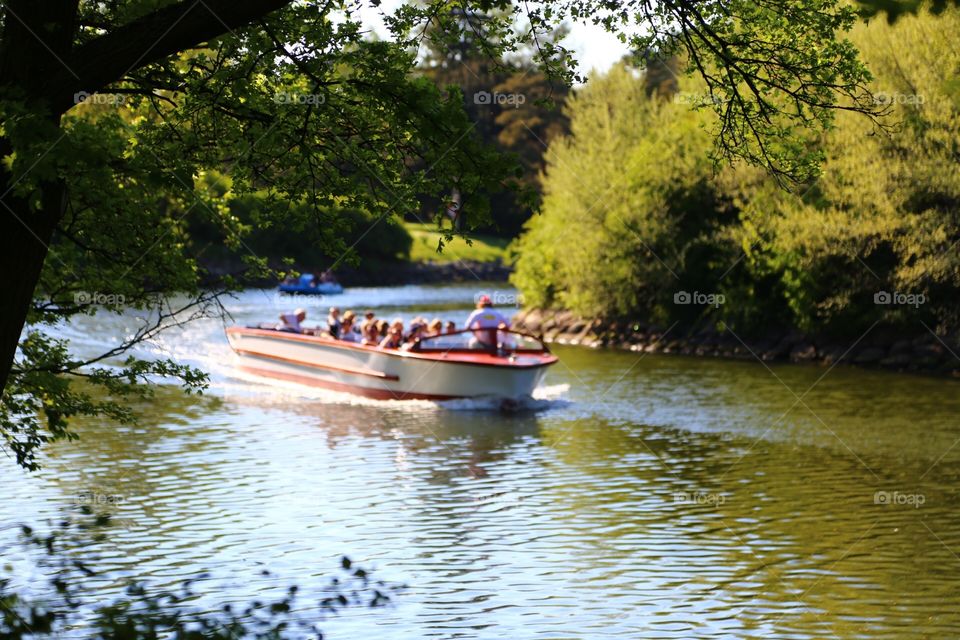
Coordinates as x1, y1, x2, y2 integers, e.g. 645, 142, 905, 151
215, 367, 570, 413
434, 384, 570, 412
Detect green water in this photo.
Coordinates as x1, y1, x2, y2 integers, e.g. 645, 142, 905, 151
4, 285, 959, 638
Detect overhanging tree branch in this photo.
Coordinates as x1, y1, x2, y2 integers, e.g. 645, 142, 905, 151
48, 0, 294, 109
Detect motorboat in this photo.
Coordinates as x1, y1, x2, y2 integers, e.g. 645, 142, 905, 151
225, 326, 557, 400
278, 273, 344, 295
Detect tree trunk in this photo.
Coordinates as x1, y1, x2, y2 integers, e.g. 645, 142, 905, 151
0, 1, 76, 394
0, 163, 65, 391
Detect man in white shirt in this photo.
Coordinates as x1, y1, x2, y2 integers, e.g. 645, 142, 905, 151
464, 295, 510, 348
278, 308, 306, 332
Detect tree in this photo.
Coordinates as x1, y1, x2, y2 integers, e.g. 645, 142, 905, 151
1, 0, 883, 468
720, 6, 960, 334
417, 13, 570, 237
510, 65, 727, 320
512, 6, 960, 339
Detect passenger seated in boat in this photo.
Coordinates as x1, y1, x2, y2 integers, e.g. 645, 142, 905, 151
359, 310, 375, 343
403, 318, 427, 347
405, 316, 426, 341
361, 310, 375, 326
426, 318, 443, 336
444, 320, 456, 334
277, 308, 307, 333
339, 313, 360, 342
345, 311, 363, 339
465, 295, 509, 347
327, 307, 341, 338
379, 318, 404, 349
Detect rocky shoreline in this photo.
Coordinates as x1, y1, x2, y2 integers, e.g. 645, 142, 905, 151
512, 308, 960, 377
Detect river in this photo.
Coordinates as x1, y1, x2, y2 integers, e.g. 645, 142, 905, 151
4, 284, 960, 638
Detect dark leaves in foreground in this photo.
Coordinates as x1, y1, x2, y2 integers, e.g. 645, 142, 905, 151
1, 511, 402, 639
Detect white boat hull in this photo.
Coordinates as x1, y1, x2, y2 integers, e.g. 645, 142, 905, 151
226, 328, 555, 400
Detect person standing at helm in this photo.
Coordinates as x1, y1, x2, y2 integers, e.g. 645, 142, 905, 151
464, 295, 510, 346
278, 308, 307, 333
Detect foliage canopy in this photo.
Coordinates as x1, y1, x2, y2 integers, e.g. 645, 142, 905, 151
512, 8, 960, 340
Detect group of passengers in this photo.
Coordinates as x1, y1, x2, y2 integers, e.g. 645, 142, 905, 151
327, 308, 456, 349
278, 308, 456, 349
277, 295, 510, 350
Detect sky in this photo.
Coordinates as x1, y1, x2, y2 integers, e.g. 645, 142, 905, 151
560, 21, 633, 75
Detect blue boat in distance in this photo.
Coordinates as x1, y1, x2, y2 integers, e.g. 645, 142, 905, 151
278, 273, 344, 295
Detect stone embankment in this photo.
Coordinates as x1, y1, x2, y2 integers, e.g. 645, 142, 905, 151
513, 308, 960, 377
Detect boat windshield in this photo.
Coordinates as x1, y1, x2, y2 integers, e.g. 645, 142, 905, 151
414, 329, 549, 354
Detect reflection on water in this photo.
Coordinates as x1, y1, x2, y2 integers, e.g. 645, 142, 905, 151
4, 284, 960, 639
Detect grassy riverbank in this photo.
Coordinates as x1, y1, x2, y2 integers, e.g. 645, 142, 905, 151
403, 222, 509, 264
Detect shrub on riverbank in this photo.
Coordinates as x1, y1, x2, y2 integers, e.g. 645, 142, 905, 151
511, 9, 960, 342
